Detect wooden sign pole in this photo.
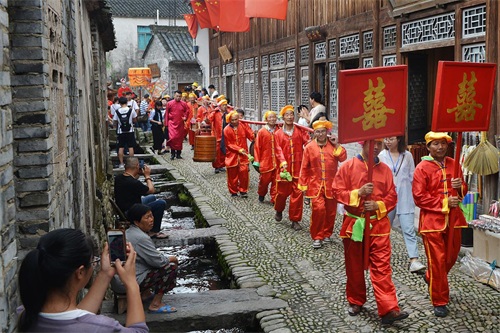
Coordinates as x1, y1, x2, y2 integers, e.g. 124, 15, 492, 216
447, 131, 463, 266
363, 140, 375, 270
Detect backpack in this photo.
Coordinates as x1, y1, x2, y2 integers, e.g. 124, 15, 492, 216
117, 108, 133, 132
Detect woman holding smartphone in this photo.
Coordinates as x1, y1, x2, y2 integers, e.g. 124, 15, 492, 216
126, 204, 178, 313
17, 229, 147, 332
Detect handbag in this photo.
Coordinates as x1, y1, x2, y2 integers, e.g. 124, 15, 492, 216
137, 113, 149, 123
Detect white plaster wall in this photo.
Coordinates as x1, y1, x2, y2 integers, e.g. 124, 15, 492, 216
107, 17, 186, 78
194, 28, 210, 87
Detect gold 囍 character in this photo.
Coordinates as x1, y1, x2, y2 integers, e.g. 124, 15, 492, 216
352, 77, 395, 131
447, 71, 482, 122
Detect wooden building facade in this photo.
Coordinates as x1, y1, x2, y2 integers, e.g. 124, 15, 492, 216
208, 0, 497, 146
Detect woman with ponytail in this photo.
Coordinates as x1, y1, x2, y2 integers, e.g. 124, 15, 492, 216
18, 228, 148, 332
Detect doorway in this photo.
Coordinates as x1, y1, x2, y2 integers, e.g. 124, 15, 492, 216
314, 63, 326, 107
403, 47, 454, 144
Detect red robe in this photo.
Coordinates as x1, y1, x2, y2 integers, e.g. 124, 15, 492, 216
165, 100, 189, 150
298, 140, 346, 240
253, 126, 286, 201
332, 156, 399, 317
273, 126, 310, 222
207, 108, 225, 168
412, 156, 467, 306
223, 124, 255, 194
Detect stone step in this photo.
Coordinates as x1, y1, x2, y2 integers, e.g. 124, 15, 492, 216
101, 289, 287, 332
170, 206, 194, 218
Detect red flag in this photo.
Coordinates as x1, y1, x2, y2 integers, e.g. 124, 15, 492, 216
244, 0, 288, 20
219, 0, 250, 32
205, 0, 220, 29
184, 14, 198, 39
190, 0, 212, 29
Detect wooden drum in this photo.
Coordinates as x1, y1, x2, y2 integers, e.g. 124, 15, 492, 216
193, 135, 216, 162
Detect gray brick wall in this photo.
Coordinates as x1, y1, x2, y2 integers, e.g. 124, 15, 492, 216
0, 0, 15, 330
2, 0, 115, 331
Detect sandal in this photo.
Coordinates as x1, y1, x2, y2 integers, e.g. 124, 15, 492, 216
148, 304, 177, 314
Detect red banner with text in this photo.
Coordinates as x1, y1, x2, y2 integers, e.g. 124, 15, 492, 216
338, 65, 408, 143
432, 61, 496, 132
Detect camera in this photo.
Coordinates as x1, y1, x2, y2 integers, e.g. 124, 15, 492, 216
297, 105, 307, 113
107, 230, 126, 264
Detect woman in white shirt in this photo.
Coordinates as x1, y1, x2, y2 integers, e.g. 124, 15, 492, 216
379, 136, 426, 273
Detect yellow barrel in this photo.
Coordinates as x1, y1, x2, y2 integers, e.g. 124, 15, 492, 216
193, 135, 216, 162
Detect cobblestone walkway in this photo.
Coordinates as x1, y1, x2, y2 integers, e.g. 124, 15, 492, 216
161, 144, 499, 333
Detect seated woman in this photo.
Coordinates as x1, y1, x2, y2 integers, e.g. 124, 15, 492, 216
18, 228, 147, 332
126, 204, 178, 313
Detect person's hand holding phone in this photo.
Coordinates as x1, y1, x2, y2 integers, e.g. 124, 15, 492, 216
114, 242, 138, 289
142, 164, 151, 178
100, 242, 117, 279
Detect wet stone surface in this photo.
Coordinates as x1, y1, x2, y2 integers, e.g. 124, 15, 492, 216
159, 143, 500, 333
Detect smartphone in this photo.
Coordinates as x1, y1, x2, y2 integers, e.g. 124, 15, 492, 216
139, 159, 145, 169
107, 230, 126, 264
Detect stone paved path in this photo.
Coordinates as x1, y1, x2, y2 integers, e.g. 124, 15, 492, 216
160, 143, 499, 333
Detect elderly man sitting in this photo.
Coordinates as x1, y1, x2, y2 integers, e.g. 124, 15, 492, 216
114, 157, 167, 239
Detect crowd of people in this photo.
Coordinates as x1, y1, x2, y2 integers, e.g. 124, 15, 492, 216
15, 81, 468, 330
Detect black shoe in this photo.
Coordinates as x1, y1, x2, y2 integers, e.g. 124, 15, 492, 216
231, 193, 238, 197
258, 195, 265, 202
292, 222, 303, 231
274, 211, 283, 222
240, 192, 248, 198
348, 304, 361, 316
191, 146, 194, 150
381, 310, 409, 325
434, 306, 448, 317
170, 155, 175, 160
215, 168, 220, 174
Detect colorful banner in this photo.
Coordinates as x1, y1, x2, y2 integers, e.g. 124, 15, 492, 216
183, 14, 198, 39
145, 79, 168, 99
337, 65, 408, 143
432, 61, 496, 132
244, 0, 288, 20
128, 67, 152, 87
220, 0, 250, 32
190, 0, 212, 29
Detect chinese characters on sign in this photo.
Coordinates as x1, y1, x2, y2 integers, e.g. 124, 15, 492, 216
352, 77, 395, 130
446, 71, 482, 122
338, 65, 407, 144
432, 61, 496, 132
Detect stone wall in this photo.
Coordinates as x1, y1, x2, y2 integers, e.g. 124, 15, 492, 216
0, 0, 115, 331
0, 0, 15, 331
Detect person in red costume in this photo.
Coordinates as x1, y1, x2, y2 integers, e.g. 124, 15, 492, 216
117, 78, 132, 97
412, 131, 467, 318
252, 111, 286, 204
207, 99, 226, 173
298, 120, 346, 247
223, 111, 255, 198
186, 93, 198, 150
332, 139, 409, 325
273, 105, 310, 231
165, 90, 189, 160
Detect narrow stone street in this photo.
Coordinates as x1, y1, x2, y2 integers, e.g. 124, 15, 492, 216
159, 142, 499, 333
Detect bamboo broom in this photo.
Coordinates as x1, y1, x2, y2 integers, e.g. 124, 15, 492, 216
463, 131, 499, 175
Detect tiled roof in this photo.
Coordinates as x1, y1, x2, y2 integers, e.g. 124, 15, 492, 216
107, 0, 190, 18
144, 26, 196, 63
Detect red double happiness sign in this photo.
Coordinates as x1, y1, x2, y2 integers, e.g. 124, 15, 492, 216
338, 65, 408, 143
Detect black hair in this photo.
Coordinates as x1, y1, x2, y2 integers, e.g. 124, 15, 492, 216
391, 135, 407, 152
202, 88, 209, 95
127, 204, 152, 224
208, 84, 215, 89
310, 91, 322, 103
236, 108, 245, 116
118, 97, 128, 105
113, 96, 119, 103
174, 90, 182, 95
144, 94, 150, 98
18, 229, 93, 332
155, 100, 163, 109
310, 112, 328, 128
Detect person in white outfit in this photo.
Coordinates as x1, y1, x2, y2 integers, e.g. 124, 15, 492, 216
379, 136, 426, 273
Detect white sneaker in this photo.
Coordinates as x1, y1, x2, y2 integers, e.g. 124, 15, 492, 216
312, 240, 322, 249
323, 237, 332, 243
409, 260, 426, 273
118, 164, 125, 169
